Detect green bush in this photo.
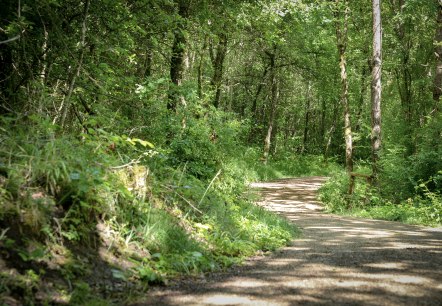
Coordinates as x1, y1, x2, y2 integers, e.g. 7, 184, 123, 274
319, 169, 442, 226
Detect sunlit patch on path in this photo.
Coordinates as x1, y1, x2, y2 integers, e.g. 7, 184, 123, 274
133, 177, 442, 306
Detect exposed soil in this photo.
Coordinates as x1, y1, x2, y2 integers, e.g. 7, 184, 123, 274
132, 177, 442, 306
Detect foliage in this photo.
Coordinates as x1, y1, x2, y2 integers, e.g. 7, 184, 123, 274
319, 169, 442, 226
1, 0, 441, 303
0, 115, 296, 305
271, 154, 341, 178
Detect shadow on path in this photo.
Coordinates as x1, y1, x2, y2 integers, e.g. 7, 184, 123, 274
133, 177, 442, 306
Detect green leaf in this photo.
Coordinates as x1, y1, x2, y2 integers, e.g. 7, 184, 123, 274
136, 139, 155, 148
191, 251, 203, 258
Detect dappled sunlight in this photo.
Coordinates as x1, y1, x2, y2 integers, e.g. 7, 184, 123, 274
222, 278, 271, 288
392, 275, 431, 284
363, 262, 407, 269
138, 177, 442, 306
203, 294, 271, 306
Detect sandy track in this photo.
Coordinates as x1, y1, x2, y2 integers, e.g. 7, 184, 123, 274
133, 177, 442, 305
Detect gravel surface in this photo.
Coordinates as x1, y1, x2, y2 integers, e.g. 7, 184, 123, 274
132, 177, 442, 306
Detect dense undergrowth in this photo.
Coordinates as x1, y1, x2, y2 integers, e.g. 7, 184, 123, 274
2, 115, 440, 305
0, 112, 336, 305
320, 170, 442, 226
319, 150, 442, 227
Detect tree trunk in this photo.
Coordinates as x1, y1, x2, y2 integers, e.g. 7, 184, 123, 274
168, 0, 189, 112
248, 64, 269, 143
324, 99, 339, 161
263, 51, 279, 165
390, 0, 414, 154
211, 32, 228, 108
142, 35, 153, 78
58, 0, 90, 127
197, 36, 207, 99
334, 0, 354, 192
433, 1, 442, 111
302, 82, 312, 154
320, 98, 326, 147
371, 0, 383, 181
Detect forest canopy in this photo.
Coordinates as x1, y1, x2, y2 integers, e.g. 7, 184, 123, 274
0, 0, 441, 304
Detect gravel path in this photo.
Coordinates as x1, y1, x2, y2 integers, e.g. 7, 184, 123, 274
133, 177, 442, 305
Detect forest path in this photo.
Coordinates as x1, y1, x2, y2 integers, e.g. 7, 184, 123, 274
133, 177, 442, 306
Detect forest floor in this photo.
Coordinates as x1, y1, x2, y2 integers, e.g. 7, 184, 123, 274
132, 177, 442, 306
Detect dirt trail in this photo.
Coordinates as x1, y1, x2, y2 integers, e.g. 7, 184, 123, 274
134, 177, 442, 305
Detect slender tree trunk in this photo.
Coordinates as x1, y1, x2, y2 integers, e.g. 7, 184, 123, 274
59, 0, 90, 127
251, 66, 269, 116
371, 0, 383, 181
263, 51, 279, 165
142, 35, 153, 78
390, 0, 414, 154
433, 1, 442, 111
334, 0, 354, 193
302, 82, 312, 153
197, 36, 207, 99
320, 98, 326, 147
211, 32, 228, 108
168, 0, 189, 113
248, 64, 269, 143
324, 99, 339, 161
271, 123, 278, 155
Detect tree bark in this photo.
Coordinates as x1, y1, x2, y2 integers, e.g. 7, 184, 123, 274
433, 0, 442, 111
302, 82, 312, 154
168, 0, 189, 112
142, 35, 153, 78
248, 64, 270, 143
371, 0, 383, 181
263, 50, 279, 165
197, 36, 207, 99
211, 32, 228, 108
59, 0, 90, 127
324, 98, 339, 161
320, 98, 327, 148
334, 0, 354, 192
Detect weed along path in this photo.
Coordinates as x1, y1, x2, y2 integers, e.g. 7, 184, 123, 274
134, 177, 442, 305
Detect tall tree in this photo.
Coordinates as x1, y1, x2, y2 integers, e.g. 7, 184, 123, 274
263, 48, 279, 164
371, 0, 383, 181
168, 0, 190, 112
334, 0, 354, 191
58, 0, 91, 127
433, 0, 442, 111
210, 31, 228, 108
302, 81, 312, 153
389, 0, 414, 154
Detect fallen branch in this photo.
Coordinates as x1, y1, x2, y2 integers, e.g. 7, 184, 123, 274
162, 184, 203, 214
198, 169, 222, 206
